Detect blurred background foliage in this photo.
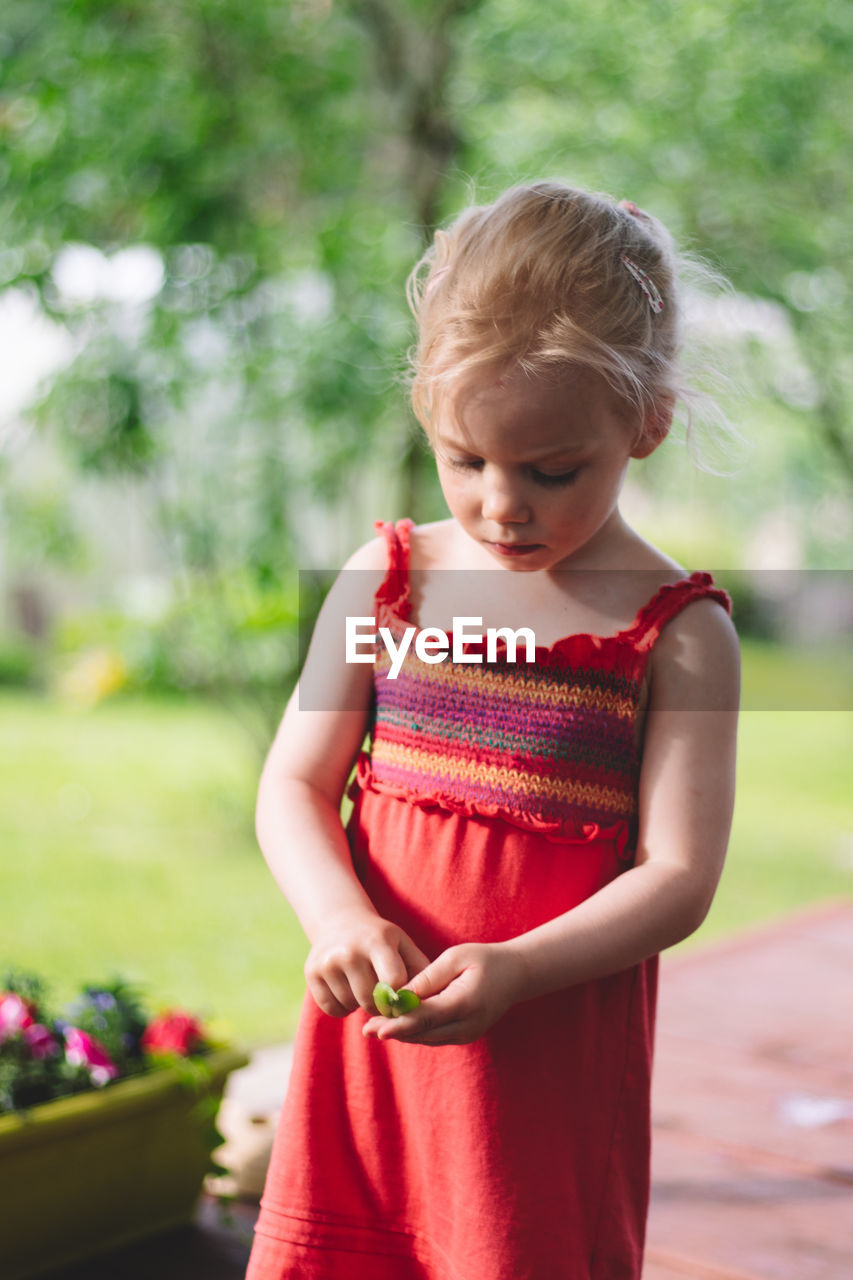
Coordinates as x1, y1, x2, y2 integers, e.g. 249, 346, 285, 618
1, 1, 851, 1043
2, 2, 852, 683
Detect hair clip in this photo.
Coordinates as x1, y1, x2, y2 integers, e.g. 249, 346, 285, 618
620, 253, 664, 314
619, 200, 644, 219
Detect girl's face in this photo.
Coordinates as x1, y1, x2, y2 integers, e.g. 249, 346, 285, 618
434, 369, 657, 572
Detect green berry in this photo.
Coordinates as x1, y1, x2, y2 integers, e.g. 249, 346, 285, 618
373, 982, 396, 1017
393, 988, 421, 1014
373, 982, 421, 1018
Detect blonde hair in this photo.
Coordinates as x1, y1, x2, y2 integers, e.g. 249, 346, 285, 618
407, 182, 699, 449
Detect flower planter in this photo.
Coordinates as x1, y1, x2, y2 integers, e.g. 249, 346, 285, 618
0, 1046, 248, 1280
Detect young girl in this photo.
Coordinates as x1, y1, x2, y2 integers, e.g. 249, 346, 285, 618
247, 182, 740, 1280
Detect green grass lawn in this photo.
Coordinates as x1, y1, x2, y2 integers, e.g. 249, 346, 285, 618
688, 708, 852, 946
1, 691, 307, 1049
2, 666, 851, 1046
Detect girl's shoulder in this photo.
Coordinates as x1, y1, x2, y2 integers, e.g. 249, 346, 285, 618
599, 525, 740, 704
648, 589, 740, 706
405, 518, 471, 572
343, 518, 459, 573
342, 533, 392, 573
609, 522, 684, 574
350, 517, 475, 573
309, 534, 389, 653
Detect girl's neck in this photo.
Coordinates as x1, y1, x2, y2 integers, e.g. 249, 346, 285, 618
445, 509, 667, 575
405, 515, 682, 649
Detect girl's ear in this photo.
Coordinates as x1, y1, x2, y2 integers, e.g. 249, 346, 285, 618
631, 396, 674, 459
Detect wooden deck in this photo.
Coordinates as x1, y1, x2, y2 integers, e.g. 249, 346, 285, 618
44, 900, 852, 1279
644, 900, 852, 1280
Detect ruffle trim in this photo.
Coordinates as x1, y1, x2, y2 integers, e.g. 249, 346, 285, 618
372, 598, 632, 666
350, 753, 633, 857
632, 573, 732, 652
373, 518, 414, 617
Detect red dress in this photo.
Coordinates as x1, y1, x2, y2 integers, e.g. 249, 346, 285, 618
248, 520, 731, 1280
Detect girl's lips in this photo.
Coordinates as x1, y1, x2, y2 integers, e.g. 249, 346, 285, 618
486, 541, 544, 557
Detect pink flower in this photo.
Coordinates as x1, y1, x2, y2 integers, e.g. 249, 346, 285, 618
142, 1010, 206, 1057
0, 992, 35, 1042
24, 1023, 59, 1060
64, 1027, 119, 1086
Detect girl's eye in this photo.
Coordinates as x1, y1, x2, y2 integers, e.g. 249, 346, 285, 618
446, 457, 483, 472
443, 457, 579, 485
530, 468, 579, 487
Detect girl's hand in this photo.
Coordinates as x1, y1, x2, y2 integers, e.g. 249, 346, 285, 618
362, 941, 527, 1046
305, 908, 430, 1019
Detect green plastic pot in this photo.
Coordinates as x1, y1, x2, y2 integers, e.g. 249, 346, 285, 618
0, 1047, 249, 1280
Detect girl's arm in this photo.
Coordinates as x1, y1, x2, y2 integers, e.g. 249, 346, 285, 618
257, 538, 430, 1018
365, 598, 740, 1045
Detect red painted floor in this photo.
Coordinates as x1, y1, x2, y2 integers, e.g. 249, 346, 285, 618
41, 900, 853, 1279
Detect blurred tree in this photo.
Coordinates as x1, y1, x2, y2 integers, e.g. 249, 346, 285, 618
0, 0, 481, 733
2, 1, 414, 551
450, 0, 853, 482
1, 0, 487, 537
1, 0, 850, 728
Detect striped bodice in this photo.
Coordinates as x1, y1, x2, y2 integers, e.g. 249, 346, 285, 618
354, 520, 731, 846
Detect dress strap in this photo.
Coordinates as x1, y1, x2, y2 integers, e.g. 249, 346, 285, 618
629, 572, 732, 653
373, 518, 414, 621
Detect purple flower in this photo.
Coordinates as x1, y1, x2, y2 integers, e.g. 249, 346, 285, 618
68, 989, 116, 1019
23, 1023, 59, 1060
64, 1027, 119, 1086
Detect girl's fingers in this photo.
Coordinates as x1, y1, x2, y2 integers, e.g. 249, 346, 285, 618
363, 944, 514, 1045
405, 948, 465, 1000
348, 955, 391, 1011
363, 982, 463, 1038
363, 1002, 471, 1046
385, 1021, 470, 1047
369, 940, 414, 993
308, 930, 431, 1019
311, 955, 379, 1015
368, 931, 430, 1000
398, 935, 431, 980
306, 972, 354, 1018
363, 956, 469, 1033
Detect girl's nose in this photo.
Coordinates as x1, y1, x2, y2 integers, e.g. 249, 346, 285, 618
481, 471, 530, 524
